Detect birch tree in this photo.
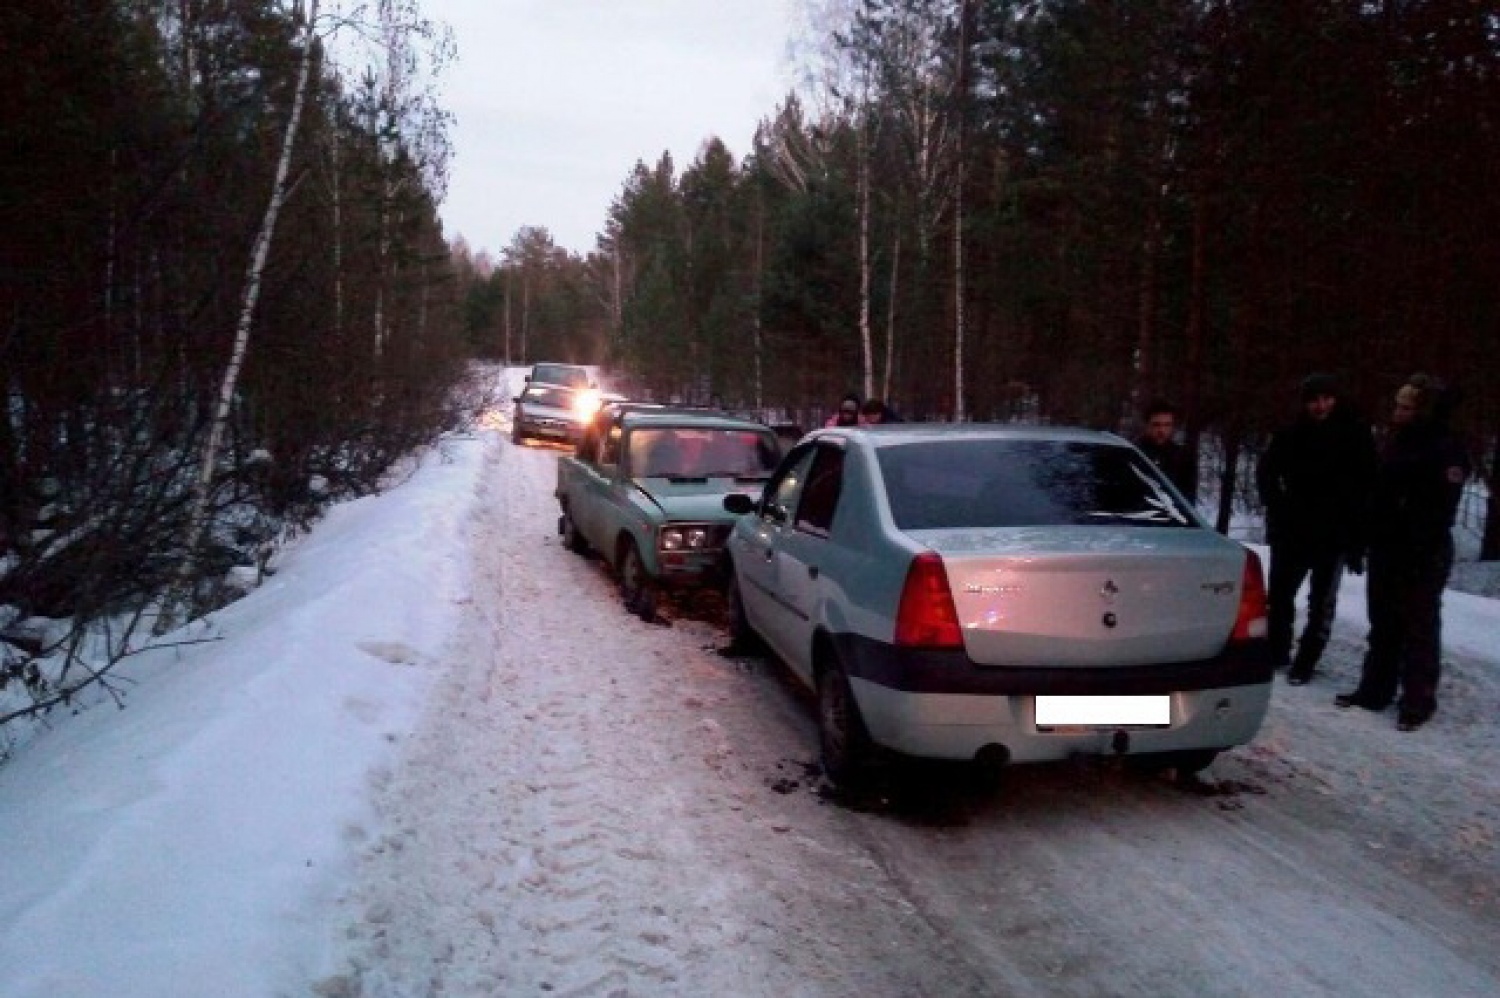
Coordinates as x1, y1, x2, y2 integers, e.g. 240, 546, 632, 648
161, 0, 321, 633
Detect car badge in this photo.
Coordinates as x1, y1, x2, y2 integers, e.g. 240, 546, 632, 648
1100, 580, 1119, 603
1201, 581, 1234, 595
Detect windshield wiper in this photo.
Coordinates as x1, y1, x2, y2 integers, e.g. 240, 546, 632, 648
1084, 508, 1181, 526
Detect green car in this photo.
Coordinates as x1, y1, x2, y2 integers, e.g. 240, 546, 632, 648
555, 404, 784, 619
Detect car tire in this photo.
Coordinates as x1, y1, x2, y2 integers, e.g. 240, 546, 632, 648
561, 510, 589, 555
1128, 748, 1220, 778
618, 540, 655, 620
818, 657, 874, 787
1164, 749, 1220, 776
724, 571, 763, 652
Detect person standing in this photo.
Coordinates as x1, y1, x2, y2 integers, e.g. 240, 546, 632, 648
1336, 374, 1471, 731
826, 393, 862, 427
1255, 374, 1378, 683
860, 398, 903, 424
1135, 400, 1197, 503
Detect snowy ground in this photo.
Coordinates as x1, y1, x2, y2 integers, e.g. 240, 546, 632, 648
1, 369, 1497, 997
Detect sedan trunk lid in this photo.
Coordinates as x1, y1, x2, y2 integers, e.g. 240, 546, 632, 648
915, 526, 1247, 667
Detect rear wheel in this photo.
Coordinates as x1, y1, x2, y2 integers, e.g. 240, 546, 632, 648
618, 541, 655, 620
561, 509, 589, 555
724, 572, 762, 652
1128, 748, 1220, 778
818, 657, 874, 787
1165, 749, 1220, 776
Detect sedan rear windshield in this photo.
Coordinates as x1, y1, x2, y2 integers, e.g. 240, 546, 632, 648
877, 439, 1193, 530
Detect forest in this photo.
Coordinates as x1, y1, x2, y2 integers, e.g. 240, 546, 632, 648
457, 0, 1498, 546
3, 1, 1498, 731
2, 0, 471, 722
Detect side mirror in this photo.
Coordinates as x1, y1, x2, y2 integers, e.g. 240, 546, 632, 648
723, 493, 756, 516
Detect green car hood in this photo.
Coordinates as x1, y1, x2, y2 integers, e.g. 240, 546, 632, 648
632, 477, 762, 522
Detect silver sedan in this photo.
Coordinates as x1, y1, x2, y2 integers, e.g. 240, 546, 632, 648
722, 424, 1273, 786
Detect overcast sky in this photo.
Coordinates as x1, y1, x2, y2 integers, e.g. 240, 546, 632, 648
427, 0, 801, 258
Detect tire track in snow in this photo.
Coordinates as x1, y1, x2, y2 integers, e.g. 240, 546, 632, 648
319, 435, 726, 995
315, 430, 997, 997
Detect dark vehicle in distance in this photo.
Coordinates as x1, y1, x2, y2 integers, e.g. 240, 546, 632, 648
512, 382, 599, 446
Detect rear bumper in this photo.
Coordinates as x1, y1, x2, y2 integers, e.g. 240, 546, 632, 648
834, 635, 1273, 696
834, 635, 1273, 763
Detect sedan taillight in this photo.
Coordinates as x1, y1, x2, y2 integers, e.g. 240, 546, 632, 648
1231, 548, 1269, 642
894, 552, 964, 650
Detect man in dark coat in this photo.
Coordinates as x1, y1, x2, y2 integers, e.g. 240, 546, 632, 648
1255, 373, 1378, 683
1135, 400, 1197, 503
1336, 374, 1471, 731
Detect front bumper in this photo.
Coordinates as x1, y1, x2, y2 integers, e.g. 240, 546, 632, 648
650, 548, 730, 588
517, 414, 582, 441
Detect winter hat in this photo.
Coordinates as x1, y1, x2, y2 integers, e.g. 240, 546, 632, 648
1396, 373, 1442, 419
1299, 372, 1339, 402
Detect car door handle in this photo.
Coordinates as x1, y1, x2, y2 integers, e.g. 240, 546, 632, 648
807, 565, 819, 579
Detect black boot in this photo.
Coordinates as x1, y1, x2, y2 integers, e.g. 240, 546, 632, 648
1286, 645, 1319, 686
1335, 690, 1389, 711
1396, 702, 1435, 732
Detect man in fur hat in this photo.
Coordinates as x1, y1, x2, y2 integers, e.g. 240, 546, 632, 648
1336, 374, 1471, 731
1256, 373, 1378, 684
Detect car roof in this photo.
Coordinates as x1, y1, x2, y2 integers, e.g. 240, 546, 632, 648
806, 423, 1131, 449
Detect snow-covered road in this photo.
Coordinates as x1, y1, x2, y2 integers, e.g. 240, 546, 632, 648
319, 426, 1500, 997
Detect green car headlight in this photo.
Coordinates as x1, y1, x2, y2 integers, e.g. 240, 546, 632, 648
660, 526, 712, 552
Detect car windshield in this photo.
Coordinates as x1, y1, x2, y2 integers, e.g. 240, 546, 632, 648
878, 438, 1193, 530
520, 385, 573, 407
630, 428, 780, 479
530, 364, 590, 389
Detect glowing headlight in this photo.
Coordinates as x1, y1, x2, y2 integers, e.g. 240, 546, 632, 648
660, 527, 712, 552
573, 388, 602, 420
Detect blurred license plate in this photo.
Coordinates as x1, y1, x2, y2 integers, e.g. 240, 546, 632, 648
1035, 695, 1170, 727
